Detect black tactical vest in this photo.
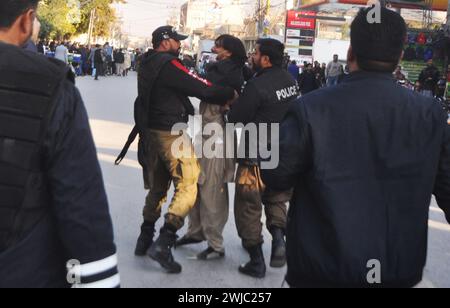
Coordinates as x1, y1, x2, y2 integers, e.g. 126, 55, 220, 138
116, 51, 175, 167
0, 42, 71, 253
136, 50, 176, 131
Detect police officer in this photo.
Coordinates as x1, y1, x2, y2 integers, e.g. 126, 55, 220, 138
117, 26, 235, 274
0, 0, 119, 288
225, 39, 298, 278
262, 8, 450, 288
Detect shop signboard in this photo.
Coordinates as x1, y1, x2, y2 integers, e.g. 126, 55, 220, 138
286, 10, 317, 62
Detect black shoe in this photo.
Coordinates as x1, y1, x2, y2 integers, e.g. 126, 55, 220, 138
239, 244, 266, 278
270, 227, 286, 268
197, 247, 225, 260
176, 235, 203, 247
134, 222, 155, 256
148, 228, 182, 274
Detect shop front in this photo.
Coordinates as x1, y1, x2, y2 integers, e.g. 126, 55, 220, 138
285, 0, 448, 76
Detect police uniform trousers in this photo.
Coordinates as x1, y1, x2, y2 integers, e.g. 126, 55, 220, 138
234, 164, 293, 249
142, 129, 200, 230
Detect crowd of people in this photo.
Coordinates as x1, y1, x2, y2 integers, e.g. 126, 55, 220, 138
392, 60, 450, 113
284, 53, 449, 114
285, 55, 350, 95
34, 40, 144, 79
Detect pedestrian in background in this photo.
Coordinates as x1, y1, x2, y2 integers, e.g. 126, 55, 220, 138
288, 60, 300, 81
298, 63, 320, 95
115, 48, 125, 77
55, 41, 68, 64
326, 54, 341, 87
93, 44, 103, 80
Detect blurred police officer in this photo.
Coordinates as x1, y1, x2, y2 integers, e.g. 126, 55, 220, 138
117, 26, 235, 274
0, 0, 119, 288
263, 8, 450, 288
226, 39, 299, 278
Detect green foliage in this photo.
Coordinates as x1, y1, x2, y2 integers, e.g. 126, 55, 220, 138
38, 0, 77, 40
38, 0, 124, 40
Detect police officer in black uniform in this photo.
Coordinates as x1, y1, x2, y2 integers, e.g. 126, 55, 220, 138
262, 8, 450, 288
117, 26, 235, 274
225, 38, 299, 278
0, 0, 119, 288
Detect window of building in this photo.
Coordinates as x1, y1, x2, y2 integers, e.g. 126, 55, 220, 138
316, 20, 350, 41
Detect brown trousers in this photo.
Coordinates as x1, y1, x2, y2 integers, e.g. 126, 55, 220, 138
234, 164, 292, 249
142, 129, 200, 230
184, 102, 235, 252
187, 180, 229, 253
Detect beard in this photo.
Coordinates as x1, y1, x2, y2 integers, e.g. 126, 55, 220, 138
252, 58, 262, 72
169, 47, 181, 57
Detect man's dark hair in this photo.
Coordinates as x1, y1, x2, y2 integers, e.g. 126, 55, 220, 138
351, 6, 407, 73
256, 38, 284, 67
0, 0, 39, 29
153, 40, 161, 49
215, 34, 247, 67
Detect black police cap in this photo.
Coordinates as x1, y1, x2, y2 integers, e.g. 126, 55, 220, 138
152, 26, 188, 46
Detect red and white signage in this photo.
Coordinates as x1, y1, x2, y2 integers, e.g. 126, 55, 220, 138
286, 11, 316, 30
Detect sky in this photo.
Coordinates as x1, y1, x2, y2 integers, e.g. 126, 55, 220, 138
115, 0, 255, 39
114, 0, 186, 38
114, 1, 447, 40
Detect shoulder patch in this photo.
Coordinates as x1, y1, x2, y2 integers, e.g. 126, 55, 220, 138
170, 59, 212, 86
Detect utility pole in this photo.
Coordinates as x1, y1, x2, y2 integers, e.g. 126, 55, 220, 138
284, 0, 288, 43
447, 0, 450, 29
257, 0, 262, 38
256, 0, 269, 38
263, 0, 271, 37
87, 8, 96, 46
204, 0, 208, 38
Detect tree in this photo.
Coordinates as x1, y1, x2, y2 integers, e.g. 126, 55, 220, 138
38, 0, 79, 39
38, 0, 125, 40
77, 0, 126, 39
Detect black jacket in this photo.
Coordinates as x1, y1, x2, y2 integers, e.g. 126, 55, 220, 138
227, 66, 299, 164
115, 51, 125, 64
206, 58, 245, 93
94, 48, 103, 64
144, 50, 235, 131
0, 42, 118, 288
298, 70, 320, 95
419, 65, 440, 92
262, 71, 450, 288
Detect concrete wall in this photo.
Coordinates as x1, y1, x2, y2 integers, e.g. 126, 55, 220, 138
313, 38, 350, 64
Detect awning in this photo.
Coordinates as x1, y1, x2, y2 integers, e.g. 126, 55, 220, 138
299, 0, 448, 11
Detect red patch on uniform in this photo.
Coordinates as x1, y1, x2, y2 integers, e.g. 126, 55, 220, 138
171, 59, 212, 86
